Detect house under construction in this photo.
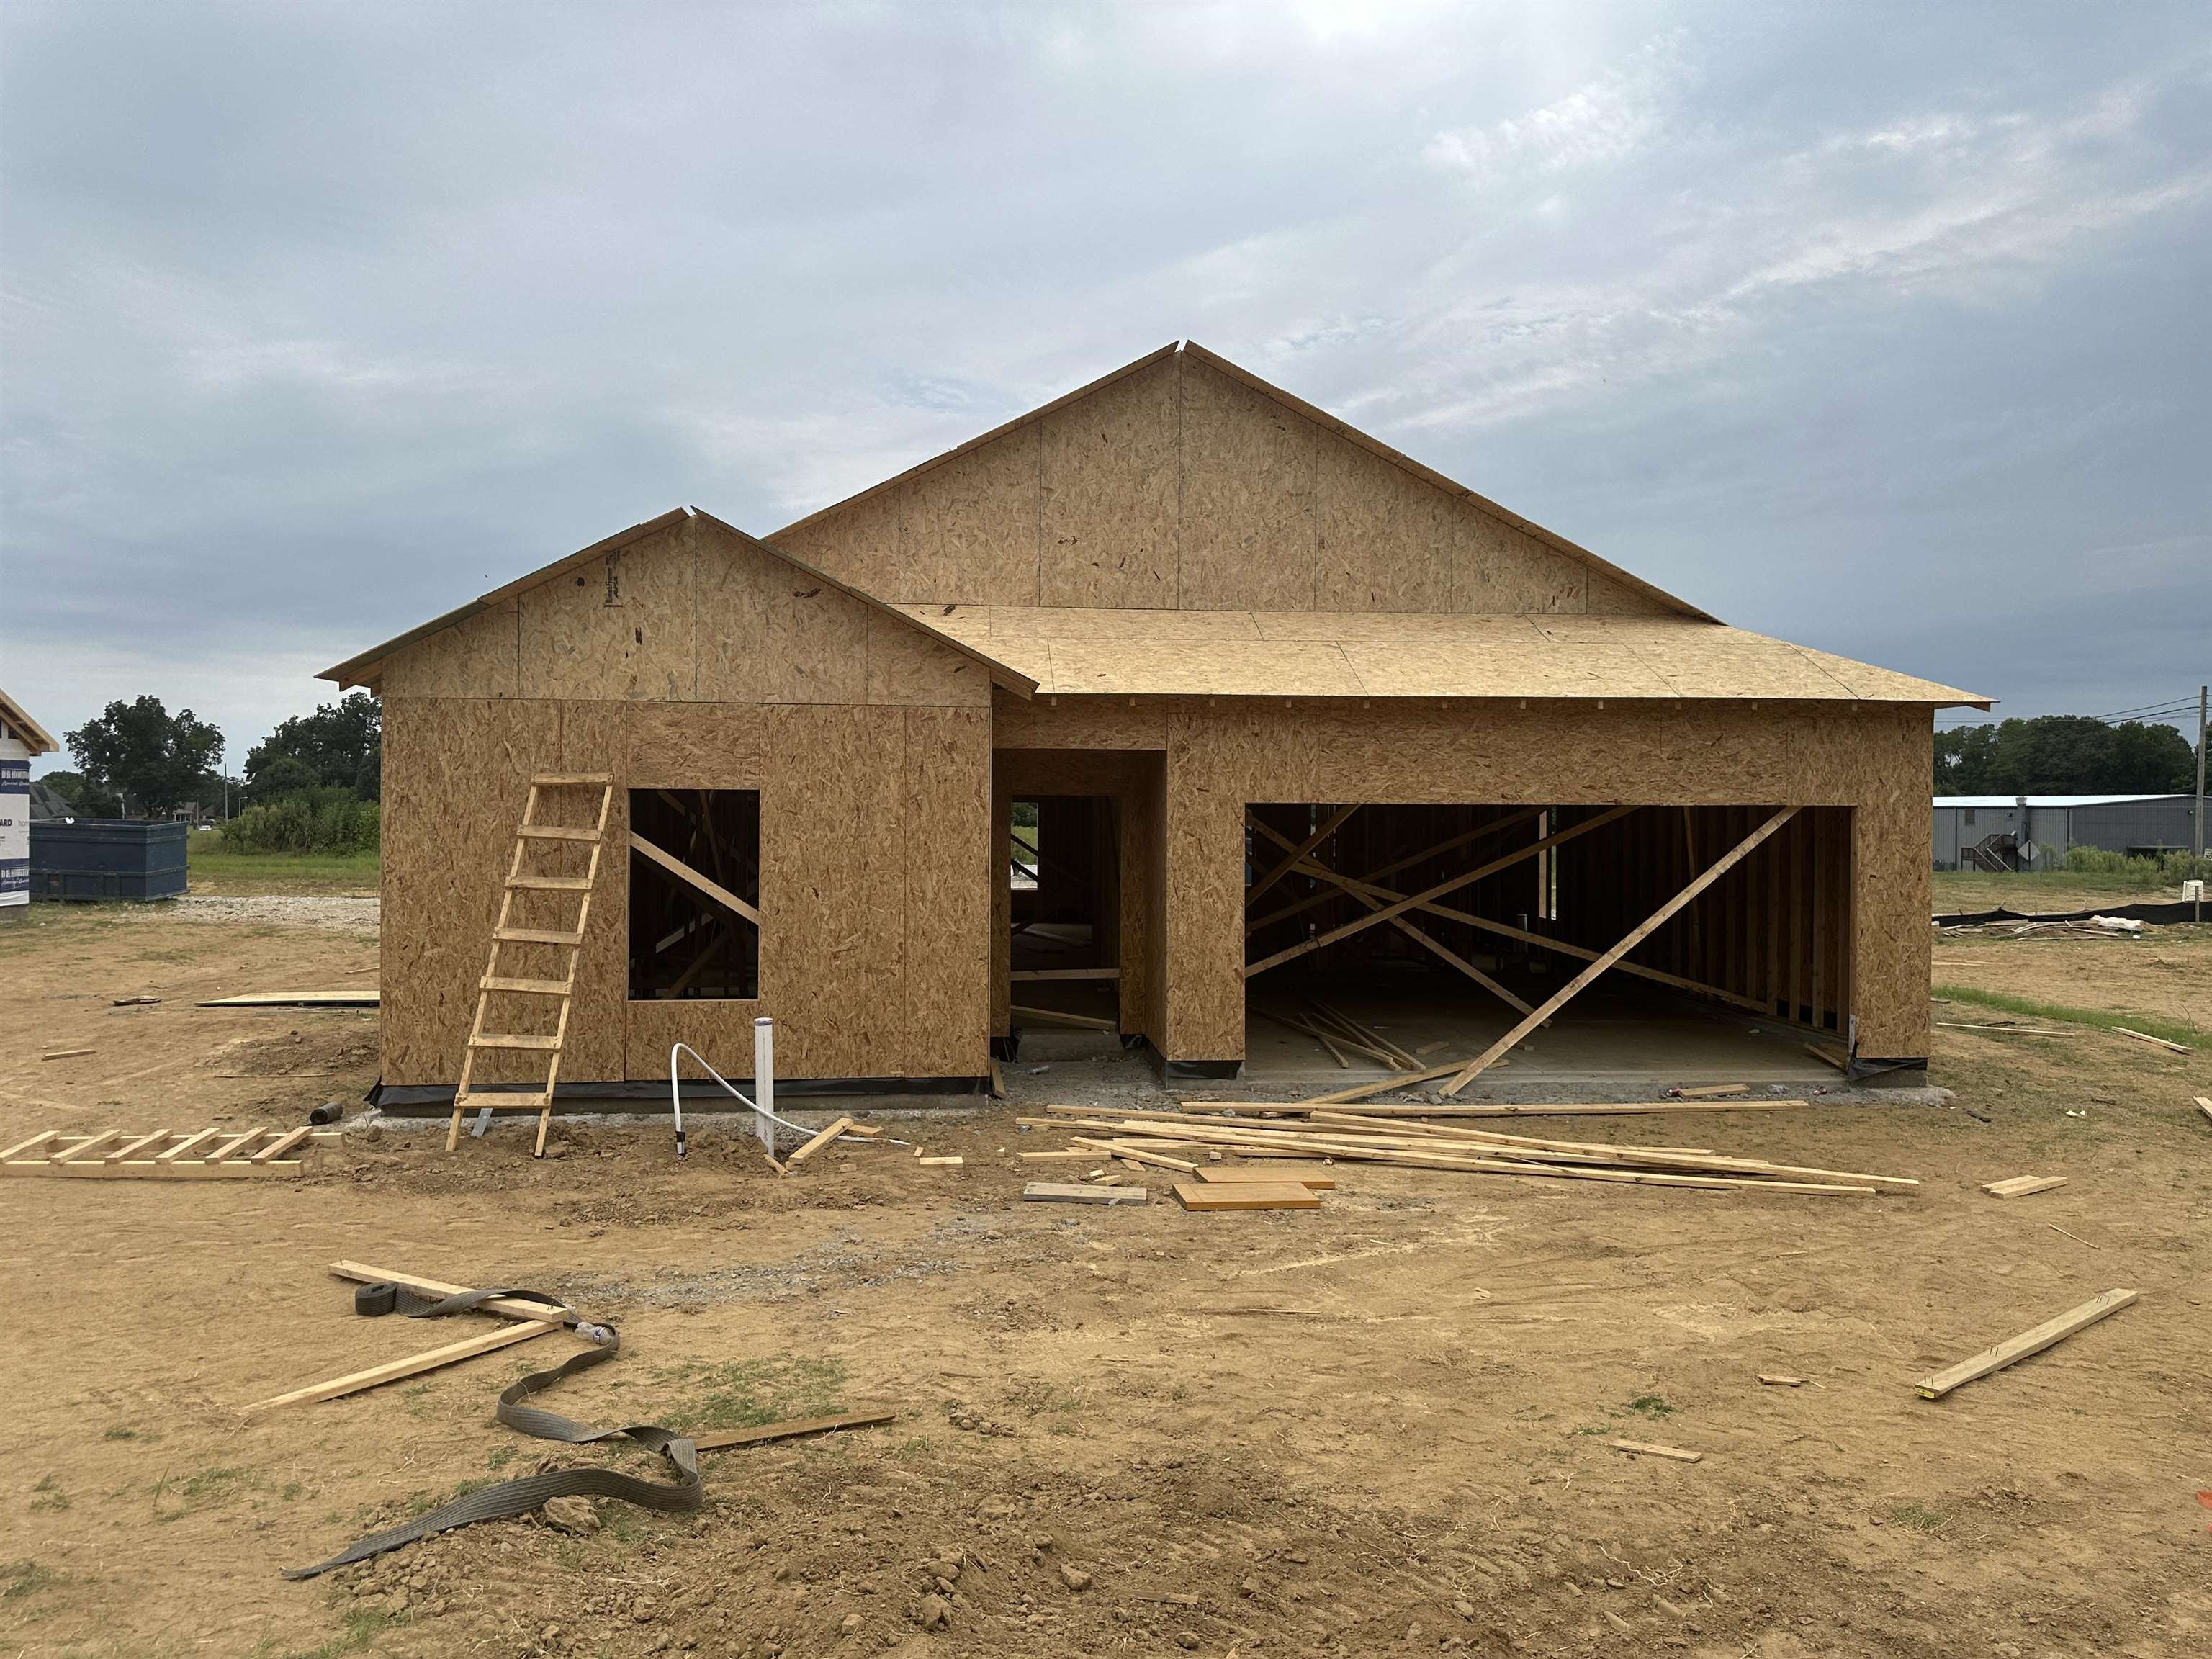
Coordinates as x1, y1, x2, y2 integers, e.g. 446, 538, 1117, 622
323, 342, 1984, 1118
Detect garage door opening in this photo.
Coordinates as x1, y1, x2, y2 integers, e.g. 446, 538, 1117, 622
1241, 803, 1851, 1093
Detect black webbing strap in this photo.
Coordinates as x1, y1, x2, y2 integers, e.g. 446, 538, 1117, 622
282, 1285, 701, 1580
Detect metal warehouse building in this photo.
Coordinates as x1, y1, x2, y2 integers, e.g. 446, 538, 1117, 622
1933, 794, 2203, 872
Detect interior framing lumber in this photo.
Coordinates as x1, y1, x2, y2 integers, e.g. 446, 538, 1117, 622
1438, 806, 1800, 1094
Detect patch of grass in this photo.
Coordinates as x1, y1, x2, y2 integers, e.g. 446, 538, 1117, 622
483, 1443, 520, 1470
152, 1464, 260, 1522
104, 1426, 138, 1442
1933, 984, 2202, 1050
1889, 1501, 1947, 1534
30, 1475, 71, 1511
895, 1435, 932, 1459
652, 1352, 847, 1432
187, 837, 380, 897
3, 1558, 59, 1601
1626, 1394, 1676, 1419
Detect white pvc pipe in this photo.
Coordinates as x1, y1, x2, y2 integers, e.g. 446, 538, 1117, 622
667, 1038, 818, 1159
753, 1017, 775, 1157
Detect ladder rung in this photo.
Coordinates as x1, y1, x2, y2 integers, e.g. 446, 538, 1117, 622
455, 1094, 551, 1112
532, 773, 613, 786
508, 874, 593, 891
517, 824, 600, 842
480, 976, 572, 995
493, 927, 583, 946
470, 1033, 564, 1052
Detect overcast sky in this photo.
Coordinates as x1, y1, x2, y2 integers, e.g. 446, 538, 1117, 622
4, 1, 2208, 773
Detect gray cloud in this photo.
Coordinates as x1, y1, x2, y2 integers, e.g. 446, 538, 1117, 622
4, 1, 2208, 766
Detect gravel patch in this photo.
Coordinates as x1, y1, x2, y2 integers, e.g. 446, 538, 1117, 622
167, 895, 380, 935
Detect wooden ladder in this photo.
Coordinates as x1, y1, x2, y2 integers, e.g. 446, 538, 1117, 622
447, 774, 616, 1156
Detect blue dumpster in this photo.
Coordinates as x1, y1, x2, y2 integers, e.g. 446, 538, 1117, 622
29, 819, 189, 901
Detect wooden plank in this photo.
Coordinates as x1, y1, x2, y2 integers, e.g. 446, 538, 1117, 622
103, 1131, 174, 1163
1609, 1439, 1704, 1463
42, 1048, 96, 1061
1244, 805, 1635, 977
0, 1130, 58, 1160
2112, 1026, 2189, 1053
1173, 1181, 1322, 1211
2196, 1096, 2212, 1125
1244, 803, 1361, 909
507, 873, 593, 892
201, 1125, 271, 1164
1758, 1374, 1807, 1387
628, 830, 761, 925
783, 1116, 855, 1170
240, 1319, 561, 1413
1917, 1288, 2139, 1399
1441, 808, 1799, 1094
194, 992, 379, 1007
1017, 1149, 1097, 1161
326, 1262, 572, 1324
53, 1130, 122, 1164
480, 976, 573, 996
156, 1128, 224, 1163
470, 1033, 564, 1052
1675, 1084, 1748, 1099
1011, 1004, 1118, 1032
1980, 1174, 2067, 1200
252, 1127, 315, 1164
1068, 1136, 1200, 1174
1009, 968, 1120, 981
490, 927, 585, 946
1194, 1166, 1336, 1190
529, 772, 614, 786
5, 1159, 303, 1180
1022, 1182, 1147, 1205
692, 1410, 899, 1452
916, 1156, 964, 1166
1247, 806, 1546, 932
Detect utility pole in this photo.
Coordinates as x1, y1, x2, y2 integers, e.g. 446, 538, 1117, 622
2195, 685, 2207, 925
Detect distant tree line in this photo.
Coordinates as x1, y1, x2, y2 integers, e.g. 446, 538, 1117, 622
46, 692, 382, 853
1935, 716, 2200, 796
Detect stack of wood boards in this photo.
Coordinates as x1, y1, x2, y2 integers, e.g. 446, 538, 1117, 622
1016, 1102, 1915, 1197
2, 1126, 338, 1179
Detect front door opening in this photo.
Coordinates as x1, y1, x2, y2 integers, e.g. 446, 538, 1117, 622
1010, 793, 1120, 1033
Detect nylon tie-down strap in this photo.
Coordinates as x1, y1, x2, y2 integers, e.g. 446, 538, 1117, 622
282, 1285, 701, 1580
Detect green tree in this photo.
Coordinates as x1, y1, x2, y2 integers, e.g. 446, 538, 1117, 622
65, 697, 225, 817
246, 693, 380, 801
35, 769, 121, 817
1933, 716, 2197, 795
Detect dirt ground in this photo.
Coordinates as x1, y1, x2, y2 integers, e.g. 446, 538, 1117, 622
3, 904, 2209, 1659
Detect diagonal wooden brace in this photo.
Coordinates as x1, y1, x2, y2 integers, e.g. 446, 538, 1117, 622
1439, 806, 1801, 1094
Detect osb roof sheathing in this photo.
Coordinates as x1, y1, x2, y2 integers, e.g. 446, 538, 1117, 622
895, 606, 1988, 706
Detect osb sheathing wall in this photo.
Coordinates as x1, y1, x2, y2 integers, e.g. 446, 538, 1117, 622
993, 695, 1933, 1063
770, 351, 1675, 617
377, 515, 992, 1086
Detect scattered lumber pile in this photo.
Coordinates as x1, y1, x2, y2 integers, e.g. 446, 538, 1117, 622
1018, 1103, 1915, 1197
1937, 917, 2143, 938
2, 1125, 337, 1179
